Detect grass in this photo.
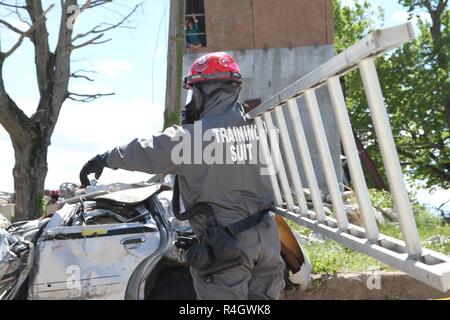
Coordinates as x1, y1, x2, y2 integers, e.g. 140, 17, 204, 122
288, 189, 450, 275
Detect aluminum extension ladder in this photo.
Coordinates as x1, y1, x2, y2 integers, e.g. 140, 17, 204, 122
247, 23, 450, 292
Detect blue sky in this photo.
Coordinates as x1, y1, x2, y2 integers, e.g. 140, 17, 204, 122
0, 0, 445, 208
0, 0, 170, 190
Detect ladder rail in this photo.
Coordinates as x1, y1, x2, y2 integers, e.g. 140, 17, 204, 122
247, 23, 416, 119
245, 22, 450, 292
276, 207, 450, 293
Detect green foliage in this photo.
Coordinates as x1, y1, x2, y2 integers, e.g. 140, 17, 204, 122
334, 0, 450, 189
305, 241, 387, 274
399, 0, 447, 15
38, 194, 46, 217
379, 211, 450, 255
382, 14, 450, 188
333, 0, 384, 54
368, 189, 394, 208
369, 188, 450, 254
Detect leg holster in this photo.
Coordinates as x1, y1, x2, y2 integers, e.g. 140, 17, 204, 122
175, 204, 271, 271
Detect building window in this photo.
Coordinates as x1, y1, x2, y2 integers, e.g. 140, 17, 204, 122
185, 0, 207, 48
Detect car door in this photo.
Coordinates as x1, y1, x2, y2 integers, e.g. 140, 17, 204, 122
28, 221, 160, 300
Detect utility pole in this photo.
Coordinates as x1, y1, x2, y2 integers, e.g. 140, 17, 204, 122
163, 0, 186, 129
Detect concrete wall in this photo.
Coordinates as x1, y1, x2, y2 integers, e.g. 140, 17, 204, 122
184, 45, 342, 193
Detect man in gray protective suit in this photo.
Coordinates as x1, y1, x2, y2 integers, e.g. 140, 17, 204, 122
79, 52, 285, 300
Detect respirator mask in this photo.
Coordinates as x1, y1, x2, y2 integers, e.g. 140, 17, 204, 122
182, 87, 203, 125
182, 81, 241, 124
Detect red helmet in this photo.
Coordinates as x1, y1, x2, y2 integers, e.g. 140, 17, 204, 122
183, 52, 242, 89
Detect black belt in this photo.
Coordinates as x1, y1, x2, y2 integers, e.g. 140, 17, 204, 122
177, 208, 272, 271
225, 209, 271, 236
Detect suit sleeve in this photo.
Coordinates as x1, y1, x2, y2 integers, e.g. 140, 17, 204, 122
104, 125, 187, 175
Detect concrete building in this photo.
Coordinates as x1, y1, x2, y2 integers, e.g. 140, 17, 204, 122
183, 0, 341, 193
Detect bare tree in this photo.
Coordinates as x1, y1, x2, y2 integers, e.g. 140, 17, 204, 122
0, 0, 141, 220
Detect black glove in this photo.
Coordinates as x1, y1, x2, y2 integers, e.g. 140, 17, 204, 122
79, 154, 108, 188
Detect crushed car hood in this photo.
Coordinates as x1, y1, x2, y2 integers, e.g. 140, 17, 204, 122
0, 228, 34, 299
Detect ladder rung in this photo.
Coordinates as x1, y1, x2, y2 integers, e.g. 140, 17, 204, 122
275, 206, 450, 292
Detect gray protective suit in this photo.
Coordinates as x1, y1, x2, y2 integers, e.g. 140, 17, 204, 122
103, 84, 285, 300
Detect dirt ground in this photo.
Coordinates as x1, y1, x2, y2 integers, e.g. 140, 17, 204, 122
281, 272, 450, 300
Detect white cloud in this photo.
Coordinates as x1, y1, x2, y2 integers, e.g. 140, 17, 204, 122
95, 59, 134, 77
0, 96, 164, 192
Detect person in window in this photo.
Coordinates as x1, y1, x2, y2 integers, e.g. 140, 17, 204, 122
185, 15, 202, 49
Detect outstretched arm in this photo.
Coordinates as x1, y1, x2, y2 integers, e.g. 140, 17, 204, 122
106, 126, 186, 174
80, 125, 188, 187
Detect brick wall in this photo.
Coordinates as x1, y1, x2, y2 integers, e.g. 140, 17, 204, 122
188, 0, 333, 53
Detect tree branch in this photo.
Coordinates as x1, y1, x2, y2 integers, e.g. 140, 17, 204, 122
0, 1, 26, 10
0, 3, 53, 60
70, 33, 111, 50
0, 22, 33, 59
398, 148, 450, 183
88, 0, 113, 9
32, 0, 77, 138
70, 69, 98, 82
0, 60, 33, 145
71, 3, 142, 43
0, 1, 32, 27
68, 91, 115, 103
0, 18, 28, 35
426, 164, 450, 183
0, 2, 54, 147
24, 1, 54, 96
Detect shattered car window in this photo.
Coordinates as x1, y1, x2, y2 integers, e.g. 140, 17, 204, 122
68, 201, 150, 226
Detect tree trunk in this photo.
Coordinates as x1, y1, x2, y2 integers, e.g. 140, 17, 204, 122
0, 1, 137, 222
12, 138, 48, 221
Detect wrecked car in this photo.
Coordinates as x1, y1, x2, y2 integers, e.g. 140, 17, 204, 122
0, 183, 310, 300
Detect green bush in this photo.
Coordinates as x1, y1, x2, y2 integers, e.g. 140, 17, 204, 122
371, 189, 450, 255
368, 189, 394, 209
38, 194, 46, 217
304, 241, 386, 274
